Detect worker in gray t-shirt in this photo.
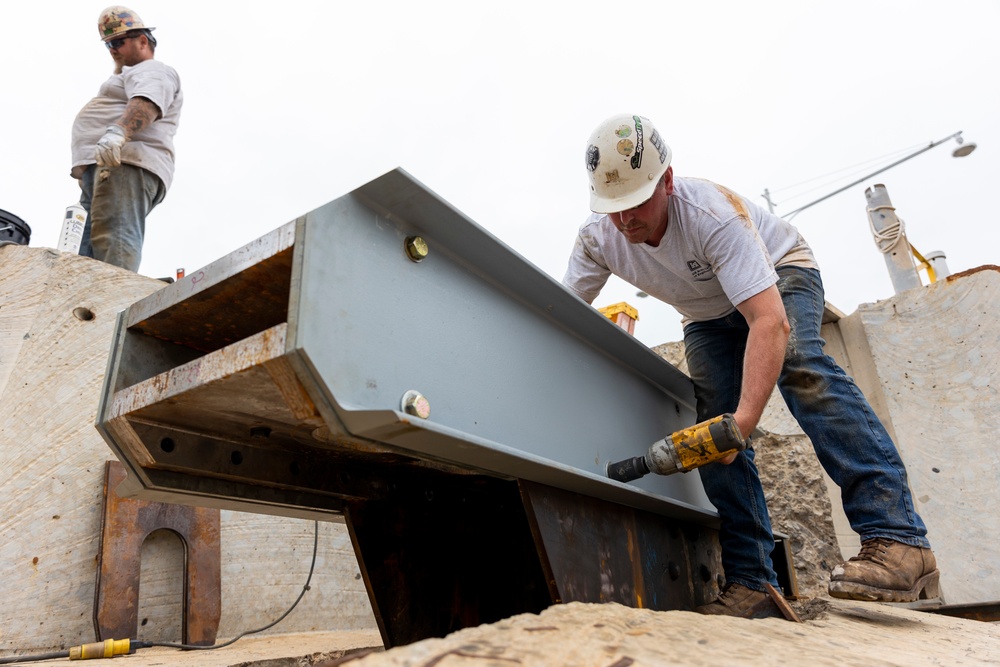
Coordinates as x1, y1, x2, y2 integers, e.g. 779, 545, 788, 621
563, 114, 937, 619
70, 6, 183, 273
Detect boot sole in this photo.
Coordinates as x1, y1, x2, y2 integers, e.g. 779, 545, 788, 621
828, 568, 941, 603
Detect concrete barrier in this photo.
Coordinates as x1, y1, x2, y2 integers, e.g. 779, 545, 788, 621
0, 246, 374, 655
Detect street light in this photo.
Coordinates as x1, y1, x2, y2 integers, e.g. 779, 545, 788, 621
762, 131, 976, 221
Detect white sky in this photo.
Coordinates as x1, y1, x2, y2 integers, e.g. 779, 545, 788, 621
3, 0, 997, 346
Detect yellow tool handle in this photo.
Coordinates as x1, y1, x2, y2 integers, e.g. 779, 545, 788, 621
69, 638, 131, 660
671, 413, 746, 472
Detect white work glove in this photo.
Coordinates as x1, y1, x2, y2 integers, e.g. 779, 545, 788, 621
95, 125, 127, 168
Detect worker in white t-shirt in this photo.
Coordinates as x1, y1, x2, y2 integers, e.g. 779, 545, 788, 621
564, 113, 937, 618
70, 5, 183, 273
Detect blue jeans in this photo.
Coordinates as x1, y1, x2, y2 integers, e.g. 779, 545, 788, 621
683, 265, 929, 592
79, 164, 165, 272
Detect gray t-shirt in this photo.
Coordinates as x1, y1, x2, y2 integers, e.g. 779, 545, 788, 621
71, 59, 183, 191
562, 176, 817, 323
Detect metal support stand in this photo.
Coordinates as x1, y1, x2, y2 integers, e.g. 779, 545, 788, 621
94, 461, 221, 645
347, 474, 723, 648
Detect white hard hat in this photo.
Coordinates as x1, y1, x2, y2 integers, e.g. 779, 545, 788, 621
585, 114, 672, 213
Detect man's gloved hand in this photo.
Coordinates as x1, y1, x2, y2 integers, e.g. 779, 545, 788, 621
95, 125, 127, 168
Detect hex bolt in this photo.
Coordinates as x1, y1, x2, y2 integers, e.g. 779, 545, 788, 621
404, 236, 429, 262
401, 390, 431, 419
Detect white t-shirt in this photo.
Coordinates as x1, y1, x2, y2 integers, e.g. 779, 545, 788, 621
562, 176, 817, 323
71, 59, 183, 191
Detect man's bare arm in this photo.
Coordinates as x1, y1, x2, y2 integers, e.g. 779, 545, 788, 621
732, 284, 790, 439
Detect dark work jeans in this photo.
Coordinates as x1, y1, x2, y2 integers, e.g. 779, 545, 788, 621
682, 265, 929, 592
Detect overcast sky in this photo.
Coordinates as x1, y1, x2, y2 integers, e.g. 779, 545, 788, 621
3, 0, 997, 346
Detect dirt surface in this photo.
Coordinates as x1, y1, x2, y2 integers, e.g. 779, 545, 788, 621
15, 599, 997, 667
325, 599, 999, 667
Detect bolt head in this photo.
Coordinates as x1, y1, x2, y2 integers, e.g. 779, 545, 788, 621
405, 236, 429, 262
401, 390, 431, 419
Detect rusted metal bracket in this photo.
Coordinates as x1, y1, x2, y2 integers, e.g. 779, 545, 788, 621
94, 460, 222, 645
764, 582, 802, 622
345, 475, 724, 648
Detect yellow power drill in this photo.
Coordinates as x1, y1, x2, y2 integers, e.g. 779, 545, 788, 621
606, 413, 748, 483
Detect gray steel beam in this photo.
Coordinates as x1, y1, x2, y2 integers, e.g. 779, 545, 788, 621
90, 168, 762, 645
97, 168, 714, 523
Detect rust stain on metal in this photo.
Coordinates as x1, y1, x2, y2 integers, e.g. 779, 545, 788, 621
111, 324, 288, 416
264, 355, 319, 421
946, 264, 1000, 282
94, 460, 221, 645
625, 515, 645, 608
764, 582, 802, 623
131, 245, 294, 354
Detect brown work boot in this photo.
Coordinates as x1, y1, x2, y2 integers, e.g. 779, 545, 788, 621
694, 583, 784, 619
829, 537, 940, 603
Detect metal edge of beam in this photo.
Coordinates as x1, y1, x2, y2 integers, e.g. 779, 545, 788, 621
289, 340, 719, 527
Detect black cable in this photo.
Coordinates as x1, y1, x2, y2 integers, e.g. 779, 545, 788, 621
141, 519, 320, 652
0, 651, 70, 664
768, 142, 926, 196
0, 520, 320, 663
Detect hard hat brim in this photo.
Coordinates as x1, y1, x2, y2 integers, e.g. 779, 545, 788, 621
589, 176, 660, 214
101, 26, 155, 41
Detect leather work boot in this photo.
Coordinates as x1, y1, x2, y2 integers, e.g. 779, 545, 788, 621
829, 537, 941, 602
694, 583, 784, 619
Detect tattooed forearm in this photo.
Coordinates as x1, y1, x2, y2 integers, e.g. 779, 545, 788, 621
117, 96, 160, 138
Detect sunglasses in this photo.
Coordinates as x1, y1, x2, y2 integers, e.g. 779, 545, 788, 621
105, 33, 141, 50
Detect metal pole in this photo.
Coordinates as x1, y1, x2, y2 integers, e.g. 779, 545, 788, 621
924, 251, 951, 279
864, 184, 922, 293
783, 131, 965, 221
762, 188, 776, 214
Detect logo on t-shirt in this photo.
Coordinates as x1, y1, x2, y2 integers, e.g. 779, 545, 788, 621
687, 260, 714, 281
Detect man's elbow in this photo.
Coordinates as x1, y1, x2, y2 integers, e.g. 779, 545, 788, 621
774, 313, 791, 342
753, 309, 790, 342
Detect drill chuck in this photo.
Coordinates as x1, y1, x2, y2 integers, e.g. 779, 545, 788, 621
605, 455, 651, 483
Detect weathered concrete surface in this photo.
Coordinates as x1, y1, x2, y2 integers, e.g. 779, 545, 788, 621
19, 600, 999, 667
0, 246, 374, 655
323, 600, 999, 667
824, 266, 1000, 605
18, 599, 1000, 667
